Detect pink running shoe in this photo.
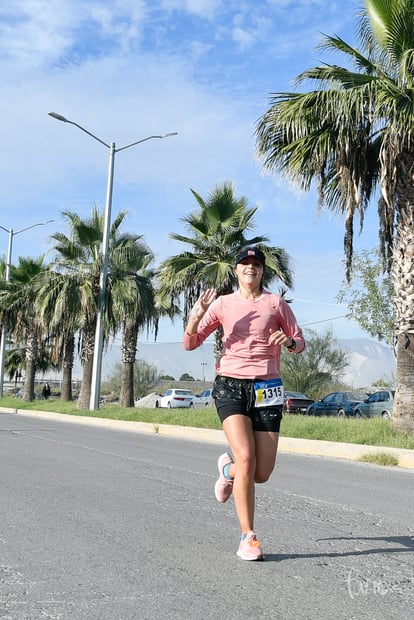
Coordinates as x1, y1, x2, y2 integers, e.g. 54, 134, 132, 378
236, 531, 264, 561
214, 452, 234, 503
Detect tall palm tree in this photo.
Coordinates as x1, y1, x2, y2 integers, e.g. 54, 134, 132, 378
50, 207, 145, 409
36, 269, 80, 401
111, 238, 159, 408
255, 0, 414, 431
49, 208, 102, 409
0, 256, 46, 401
157, 181, 293, 361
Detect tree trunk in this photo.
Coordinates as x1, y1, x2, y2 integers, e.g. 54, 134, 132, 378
214, 326, 223, 368
393, 335, 414, 433
23, 357, 36, 401
213, 285, 232, 368
77, 353, 94, 410
391, 154, 414, 432
119, 362, 135, 407
119, 320, 138, 408
22, 329, 37, 401
77, 323, 95, 410
60, 333, 75, 401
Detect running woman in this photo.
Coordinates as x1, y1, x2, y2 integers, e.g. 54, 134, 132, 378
183, 247, 305, 560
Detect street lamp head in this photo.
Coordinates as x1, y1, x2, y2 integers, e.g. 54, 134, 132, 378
49, 112, 177, 152
0, 219, 55, 237
48, 112, 68, 122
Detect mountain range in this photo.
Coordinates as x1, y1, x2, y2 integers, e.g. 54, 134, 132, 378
92, 337, 396, 390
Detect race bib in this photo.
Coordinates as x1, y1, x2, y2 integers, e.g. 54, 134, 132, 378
254, 378, 284, 408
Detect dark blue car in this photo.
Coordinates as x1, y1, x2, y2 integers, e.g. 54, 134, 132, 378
306, 391, 368, 418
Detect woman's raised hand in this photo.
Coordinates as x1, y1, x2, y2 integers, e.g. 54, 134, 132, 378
192, 288, 217, 319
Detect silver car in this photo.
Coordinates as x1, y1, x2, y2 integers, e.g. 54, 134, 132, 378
353, 390, 395, 419
193, 389, 213, 407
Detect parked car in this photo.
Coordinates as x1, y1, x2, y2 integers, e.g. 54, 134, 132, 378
306, 391, 369, 418
283, 391, 314, 414
156, 389, 195, 409
353, 390, 395, 419
193, 389, 213, 407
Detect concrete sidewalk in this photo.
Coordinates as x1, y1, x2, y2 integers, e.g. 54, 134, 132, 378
2, 406, 414, 469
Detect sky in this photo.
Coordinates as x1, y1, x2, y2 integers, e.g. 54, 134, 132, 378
0, 0, 382, 351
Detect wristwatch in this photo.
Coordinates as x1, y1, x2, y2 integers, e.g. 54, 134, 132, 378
287, 337, 296, 351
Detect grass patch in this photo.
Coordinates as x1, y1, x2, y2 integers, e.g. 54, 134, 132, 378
358, 452, 399, 467
0, 397, 222, 428
281, 415, 414, 449
1, 397, 414, 450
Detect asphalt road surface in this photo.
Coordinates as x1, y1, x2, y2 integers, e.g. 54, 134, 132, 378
1, 411, 413, 619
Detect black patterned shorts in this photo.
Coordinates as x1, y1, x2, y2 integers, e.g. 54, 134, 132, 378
212, 375, 283, 432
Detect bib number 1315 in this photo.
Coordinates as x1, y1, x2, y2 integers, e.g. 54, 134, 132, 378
254, 378, 284, 408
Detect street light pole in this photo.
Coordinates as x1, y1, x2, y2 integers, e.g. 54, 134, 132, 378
48, 112, 177, 410
0, 220, 54, 397
201, 362, 207, 382
90, 140, 115, 411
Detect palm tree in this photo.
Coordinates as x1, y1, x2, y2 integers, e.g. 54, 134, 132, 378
36, 269, 80, 401
255, 0, 414, 432
157, 181, 293, 361
50, 207, 146, 409
111, 238, 159, 408
49, 208, 102, 409
0, 256, 46, 401
3, 347, 25, 384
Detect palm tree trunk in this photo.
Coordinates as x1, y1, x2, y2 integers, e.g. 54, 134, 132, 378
120, 362, 135, 407
77, 323, 95, 410
393, 334, 414, 432
23, 358, 36, 401
61, 333, 75, 401
213, 285, 232, 367
391, 156, 414, 432
214, 326, 223, 367
77, 353, 94, 409
119, 320, 138, 408
22, 330, 37, 401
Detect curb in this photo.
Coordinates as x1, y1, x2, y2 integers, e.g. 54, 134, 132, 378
2, 407, 414, 469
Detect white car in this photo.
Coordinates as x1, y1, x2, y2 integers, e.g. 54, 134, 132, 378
156, 388, 195, 409
193, 389, 213, 407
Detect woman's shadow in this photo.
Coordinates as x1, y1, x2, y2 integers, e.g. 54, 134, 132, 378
263, 534, 414, 562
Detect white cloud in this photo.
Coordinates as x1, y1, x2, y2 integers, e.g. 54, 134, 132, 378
0, 1, 75, 66
0, 0, 149, 68
159, 0, 222, 19
232, 26, 255, 49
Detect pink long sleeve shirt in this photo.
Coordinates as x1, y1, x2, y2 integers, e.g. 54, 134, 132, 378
183, 290, 305, 380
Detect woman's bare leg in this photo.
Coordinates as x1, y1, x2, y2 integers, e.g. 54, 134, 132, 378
222, 414, 256, 533
222, 417, 280, 532
254, 430, 279, 483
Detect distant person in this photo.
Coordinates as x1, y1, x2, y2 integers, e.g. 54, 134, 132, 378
42, 383, 51, 399
183, 247, 305, 560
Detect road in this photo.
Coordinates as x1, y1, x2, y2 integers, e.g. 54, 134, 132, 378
1, 411, 413, 619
